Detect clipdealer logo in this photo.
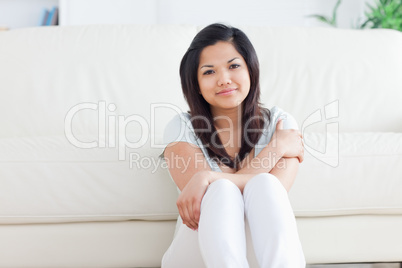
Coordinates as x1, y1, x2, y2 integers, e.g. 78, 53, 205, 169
64, 101, 184, 161
301, 100, 339, 167
64, 100, 340, 169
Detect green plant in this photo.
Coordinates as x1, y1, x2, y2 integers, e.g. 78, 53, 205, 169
310, 0, 402, 31
360, 0, 402, 31
308, 0, 342, 27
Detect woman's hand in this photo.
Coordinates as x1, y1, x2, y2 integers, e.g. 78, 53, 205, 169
176, 170, 211, 231
271, 119, 304, 163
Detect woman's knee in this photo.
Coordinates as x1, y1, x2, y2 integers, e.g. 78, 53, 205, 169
201, 179, 242, 207
207, 178, 240, 195
243, 173, 285, 196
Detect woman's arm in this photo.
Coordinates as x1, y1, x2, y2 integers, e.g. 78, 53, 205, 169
165, 119, 301, 194
235, 140, 284, 175
236, 119, 303, 174
202, 157, 299, 195
164, 142, 261, 230
236, 119, 303, 192
269, 157, 299, 192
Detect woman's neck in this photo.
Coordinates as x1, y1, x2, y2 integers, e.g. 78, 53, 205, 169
211, 106, 242, 131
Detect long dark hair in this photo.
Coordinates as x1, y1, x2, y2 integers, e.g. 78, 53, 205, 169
179, 23, 270, 170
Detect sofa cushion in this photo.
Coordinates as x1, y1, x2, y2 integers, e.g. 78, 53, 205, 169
0, 136, 179, 224
290, 132, 402, 217
1, 132, 401, 224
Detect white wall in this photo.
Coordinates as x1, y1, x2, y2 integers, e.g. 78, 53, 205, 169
157, 0, 375, 28
0, 0, 58, 29
0, 0, 376, 30
59, 0, 157, 26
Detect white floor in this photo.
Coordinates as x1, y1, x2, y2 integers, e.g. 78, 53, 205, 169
307, 264, 400, 268
152, 263, 402, 267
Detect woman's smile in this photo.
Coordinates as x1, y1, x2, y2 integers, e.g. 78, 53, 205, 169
216, 88, 237, 96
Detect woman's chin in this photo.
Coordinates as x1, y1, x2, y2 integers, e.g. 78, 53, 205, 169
212, 103, 244, 112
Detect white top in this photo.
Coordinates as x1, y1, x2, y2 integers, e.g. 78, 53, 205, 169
162, 106, 299, 173
162, 106, 299, 235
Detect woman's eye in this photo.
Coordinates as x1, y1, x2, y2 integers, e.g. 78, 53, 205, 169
203, 70, 214, 75
230, 64, 240, 69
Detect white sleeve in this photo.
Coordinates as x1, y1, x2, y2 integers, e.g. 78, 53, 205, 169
279, 111, 299, 130
269, 106, 299, 132
163, 113, 199, 146
162, 113, 222, 172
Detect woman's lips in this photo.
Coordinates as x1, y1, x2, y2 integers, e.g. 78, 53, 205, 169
217, 88, 237, 96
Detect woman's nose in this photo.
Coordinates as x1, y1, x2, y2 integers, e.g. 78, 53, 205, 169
217, 70, 232, 86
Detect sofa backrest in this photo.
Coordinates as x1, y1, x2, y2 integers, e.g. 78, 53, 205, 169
0, 25, 193, 144
243, 26, 402, 133
0, 25, 401, 141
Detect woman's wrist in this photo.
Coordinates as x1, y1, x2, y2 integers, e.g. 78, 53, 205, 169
268, 138, 285, 159
193, 170, 215, 185
205, 170, 218, 184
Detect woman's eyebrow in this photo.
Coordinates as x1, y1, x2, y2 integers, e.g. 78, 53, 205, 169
228, 57, 239, 63
200, 64, 214, 69
200, 57, 240, 69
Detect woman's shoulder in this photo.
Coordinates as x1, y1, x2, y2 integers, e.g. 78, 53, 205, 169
167, 112, 191, 124
164, 112, 194, 133
267, 106, 298, 130
163, 112, 197, 146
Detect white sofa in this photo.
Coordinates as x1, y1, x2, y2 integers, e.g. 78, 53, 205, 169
0, 24, 401, 267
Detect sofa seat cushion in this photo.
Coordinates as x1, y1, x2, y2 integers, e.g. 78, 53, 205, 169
290, 132, 402, 217
1, 132, 401, 224
0, 136, 179, 224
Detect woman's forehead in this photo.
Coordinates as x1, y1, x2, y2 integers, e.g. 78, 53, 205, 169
199, 41, 243, 64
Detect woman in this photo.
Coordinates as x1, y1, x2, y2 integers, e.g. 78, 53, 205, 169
161, 23, 306, 268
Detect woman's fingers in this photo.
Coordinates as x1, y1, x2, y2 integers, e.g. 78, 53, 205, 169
183, 205, 196, 230
193, 200, 201, 230
176, 171, 210, 231
186, 200, 198, 230
177, 200, 192, 230
299, 137, 304, 163
177, 199, 199, 230
298, 151, 304, 163
276, 119, 283, 130
177, 204, 188, 228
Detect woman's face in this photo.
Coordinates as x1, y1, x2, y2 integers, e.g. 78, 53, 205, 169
197, 41, 250, 115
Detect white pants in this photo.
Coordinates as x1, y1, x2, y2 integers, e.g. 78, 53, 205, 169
162, 173, 306, 268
